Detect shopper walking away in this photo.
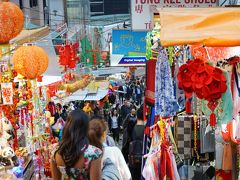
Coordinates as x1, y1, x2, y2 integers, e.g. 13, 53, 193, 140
50, 110, 102, 180
109, 92, 116, 105
128, 106, 145, 180
88, 119, 131, 180
121, 108, 137, 162
118, 85, 124, 104
108, 109, 121, 144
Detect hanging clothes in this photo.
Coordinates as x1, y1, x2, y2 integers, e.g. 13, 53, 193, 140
143, 121, 180, 180
232, 69, 240, 119
155, 49, 179, 117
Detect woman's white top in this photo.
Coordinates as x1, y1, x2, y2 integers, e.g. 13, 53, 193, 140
103, 146, 131, 180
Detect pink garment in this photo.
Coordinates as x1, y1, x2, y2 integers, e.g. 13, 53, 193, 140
142, 153, 159, 180
170, 150, 180, 180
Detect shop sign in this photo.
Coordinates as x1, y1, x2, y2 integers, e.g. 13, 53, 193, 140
111, 30, 147, 66
131, 0, 218, 30
119, 57, 147, 64
112, 30, 147, 55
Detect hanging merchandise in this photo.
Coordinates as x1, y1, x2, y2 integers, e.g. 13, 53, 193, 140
202, 71, 233, 126
12, 46, 49, 79
56, 43, 80, 70
177, 59, 227, 127
142, 119, 180, 180
155, 49, 179, 118
145, 60, 156, 105
1, 82, 13, 105
0, 1, 24, 44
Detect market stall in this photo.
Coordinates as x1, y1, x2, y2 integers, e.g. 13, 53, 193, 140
0, 1, 57, 178
143, 8, 240, 180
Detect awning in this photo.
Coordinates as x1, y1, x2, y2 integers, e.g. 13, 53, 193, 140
158, 8, 240, 47
84, 89, 108, 101
65, 90, 88, 102
10, 26, 49, 45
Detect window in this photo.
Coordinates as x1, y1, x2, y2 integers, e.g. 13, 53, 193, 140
29, 0, 38, 8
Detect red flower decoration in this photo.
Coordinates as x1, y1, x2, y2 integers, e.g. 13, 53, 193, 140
178, 59, 227, 126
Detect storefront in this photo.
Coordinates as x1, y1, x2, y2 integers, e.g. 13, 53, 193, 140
143, 8, 240, 180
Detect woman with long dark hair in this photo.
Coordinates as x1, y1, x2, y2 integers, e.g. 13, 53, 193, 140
50, 110, 102, 180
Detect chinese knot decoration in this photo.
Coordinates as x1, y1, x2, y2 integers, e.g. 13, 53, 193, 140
177, 59, 227, 127
0, 1, 24, 44
12, 46, 49, 79
56, 43, 79, 69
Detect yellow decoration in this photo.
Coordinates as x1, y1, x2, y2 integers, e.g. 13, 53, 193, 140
12, 46, 49, 79
60, 75, 91, 93
50, 117, 55, 125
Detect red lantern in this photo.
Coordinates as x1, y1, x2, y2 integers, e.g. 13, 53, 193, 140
93, 53, 97, 66
0, 2, 24, 43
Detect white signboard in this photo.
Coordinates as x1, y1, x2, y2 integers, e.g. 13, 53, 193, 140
131, 0, 218, 30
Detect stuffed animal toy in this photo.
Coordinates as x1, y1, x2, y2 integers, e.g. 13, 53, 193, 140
2, 116, 15, 141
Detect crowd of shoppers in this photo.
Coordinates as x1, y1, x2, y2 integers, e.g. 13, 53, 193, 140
50, 76, 145, 179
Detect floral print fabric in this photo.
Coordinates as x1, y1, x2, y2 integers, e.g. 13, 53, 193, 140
155, 49, 179, 117
53, 145, 102, 180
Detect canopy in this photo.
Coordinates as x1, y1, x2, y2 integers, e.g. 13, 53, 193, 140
158, 8, 240, 47
84, 89, 108, 101
66, 90, 88, 102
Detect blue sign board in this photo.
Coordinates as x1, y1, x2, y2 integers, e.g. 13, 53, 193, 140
118, 57, 146, 65
112, 30, 147, 55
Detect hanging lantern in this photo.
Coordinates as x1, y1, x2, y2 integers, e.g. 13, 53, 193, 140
0, 1, 24, 44
102, 53, 107, 60
12, 46, 49, 79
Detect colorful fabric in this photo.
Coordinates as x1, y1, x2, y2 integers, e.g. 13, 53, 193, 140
155, 49, 179, 117
54, 145, 102, 180
175, 116, 192, 160
202, 72, 233, 125
146, 59, 157, 104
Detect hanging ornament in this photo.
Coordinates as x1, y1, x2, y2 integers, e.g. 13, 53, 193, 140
12, 46, 49, 79
0, 1, 24, 44
178, 59, 227, 127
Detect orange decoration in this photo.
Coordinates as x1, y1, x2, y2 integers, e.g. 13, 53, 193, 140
12, 46, 49, 79
0, 1, 24, 43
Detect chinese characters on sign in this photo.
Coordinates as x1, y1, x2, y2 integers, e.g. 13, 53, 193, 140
1, 83, 13, 105
131, 0, 218, 30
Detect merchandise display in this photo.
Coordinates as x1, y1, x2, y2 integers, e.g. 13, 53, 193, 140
1, 1, 240, 179
142, 8, 240, 179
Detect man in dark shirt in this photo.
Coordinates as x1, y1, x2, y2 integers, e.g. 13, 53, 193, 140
129, 106, 144, 180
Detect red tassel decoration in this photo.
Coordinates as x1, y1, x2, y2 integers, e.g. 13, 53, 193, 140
186, 99, 191, 114
210, 113, 217, 127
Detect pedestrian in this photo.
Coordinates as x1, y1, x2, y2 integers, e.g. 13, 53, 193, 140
121, 107, 137, 162
108, 91, 116, 105
135, 84, 143, 105
88, 119, 131, 180
128, 106, 145, 180
120, 100, 131, 125
108, 109, 121, 144
51, 103, 67, 139
118, 85, 124, 104
50, 110, 102, 180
